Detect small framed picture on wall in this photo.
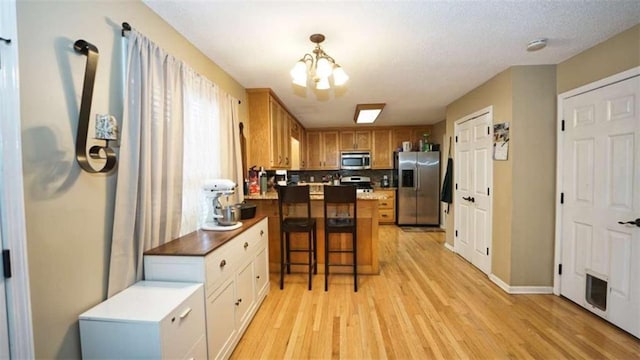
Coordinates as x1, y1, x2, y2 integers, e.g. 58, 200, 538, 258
493, 122, 509, 160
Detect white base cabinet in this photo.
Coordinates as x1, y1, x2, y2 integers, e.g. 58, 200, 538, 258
144, 217, 270, 360
79, 281, 207, 359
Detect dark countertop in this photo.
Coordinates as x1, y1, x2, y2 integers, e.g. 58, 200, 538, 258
144, 215, 267, 257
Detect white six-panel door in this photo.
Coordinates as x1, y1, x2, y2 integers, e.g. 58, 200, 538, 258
455, 109, 493, 275
560, 74, 640, 338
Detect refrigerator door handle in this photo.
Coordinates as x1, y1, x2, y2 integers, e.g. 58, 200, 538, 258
415, 166, 419, 190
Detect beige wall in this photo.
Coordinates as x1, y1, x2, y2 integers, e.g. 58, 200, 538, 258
510, 66, 556, 286
446, 69, 514, 283
444, 23, 639, 288
557, 24, 640, 93
16, 1, 246, 358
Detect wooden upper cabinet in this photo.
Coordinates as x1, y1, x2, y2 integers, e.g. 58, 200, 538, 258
392, 127, 413, 151
371, 129, 393, 169
340, 130, 371, 150
392, 126, 433, 151
247, 89, 293, 169
306, 130, 339, 170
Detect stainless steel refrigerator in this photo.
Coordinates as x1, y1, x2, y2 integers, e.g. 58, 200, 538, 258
396, 151, 440, 225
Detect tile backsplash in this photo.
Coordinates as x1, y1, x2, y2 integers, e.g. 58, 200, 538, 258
264, 169, 396, 187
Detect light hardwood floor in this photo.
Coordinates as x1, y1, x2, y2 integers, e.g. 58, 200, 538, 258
232, 225, 640, 359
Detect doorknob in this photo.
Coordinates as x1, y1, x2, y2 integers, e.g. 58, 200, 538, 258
462, 196, 475, 203
618, 218, 640, 227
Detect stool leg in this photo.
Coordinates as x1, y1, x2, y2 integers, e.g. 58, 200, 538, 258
353, 230, 358, 292
324, 231, 329, 291
313, 224, 318, 274
286, 232, 291, 274
308, 231, 313, 291
280, 231, 285, 290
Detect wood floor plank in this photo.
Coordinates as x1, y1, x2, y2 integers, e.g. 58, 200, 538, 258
231, 225, 640, 359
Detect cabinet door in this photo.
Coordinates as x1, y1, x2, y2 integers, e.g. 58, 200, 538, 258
235, 260, 255, 331
206, 279, 237, 360
299, 126, 306, 169
372, 129, 393, 169
269, 98, 281, 167
355, 130, 372, 150
306, 131, 323, 169
322, 131, 340, 169
282, 112, 292, 168
254, 246, 269, 298
340, 131, 355, 150
392, 128, 413, 151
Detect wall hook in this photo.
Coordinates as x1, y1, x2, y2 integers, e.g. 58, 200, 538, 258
73, 39, 117, 173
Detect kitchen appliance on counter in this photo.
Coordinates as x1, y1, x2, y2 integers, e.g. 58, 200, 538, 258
275, 170, 288, 186
396, 152, 440, 225
201, 179, 242, 231
340, 151, 371, 170
340, 176, 373, 193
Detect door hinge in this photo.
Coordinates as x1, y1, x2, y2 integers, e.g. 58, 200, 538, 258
558, 264, 563, 275
2, 249, 11, 278
560, 192, 564, 204
455, 230, 458, 237
561, 119, 565, 131
486, 248, 489, 256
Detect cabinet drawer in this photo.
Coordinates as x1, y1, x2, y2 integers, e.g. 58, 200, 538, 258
238, 219, 268, 255
204, 245, 240, 292
378, 199, 394, 209
160, 286, 207, 359
379, 209, 395, 223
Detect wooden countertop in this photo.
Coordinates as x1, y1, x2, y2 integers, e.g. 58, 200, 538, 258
144, 215, 267, 257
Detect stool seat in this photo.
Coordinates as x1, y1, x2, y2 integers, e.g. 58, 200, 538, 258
323, 185, 358, 292
282, 217, 317, 231
277, 185, 317, 290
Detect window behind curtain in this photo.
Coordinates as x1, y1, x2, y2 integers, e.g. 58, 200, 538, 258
180, 69, 221, 235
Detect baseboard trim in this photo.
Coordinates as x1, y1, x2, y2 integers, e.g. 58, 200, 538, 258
489, 274, 553, 294
444, 242, 455, 252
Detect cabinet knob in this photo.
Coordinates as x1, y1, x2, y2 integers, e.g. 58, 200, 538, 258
244, 242, 249, 249
235, 298, 242, 306
260, 230, 264, 236
256, 275, 260, 279
220, 259, 227, 268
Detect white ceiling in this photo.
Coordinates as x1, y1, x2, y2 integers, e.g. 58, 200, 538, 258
144, 1, 640, 129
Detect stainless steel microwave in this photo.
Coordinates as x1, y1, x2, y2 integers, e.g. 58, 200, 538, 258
340, 151, 371, 170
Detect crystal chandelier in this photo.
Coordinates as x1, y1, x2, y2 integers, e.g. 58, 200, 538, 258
290, 34, 349, 90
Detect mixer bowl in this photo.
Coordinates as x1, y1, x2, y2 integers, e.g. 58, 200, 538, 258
216, 204, 240, 226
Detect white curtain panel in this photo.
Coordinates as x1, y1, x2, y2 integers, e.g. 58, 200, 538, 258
108, 29, 184, 297
218, 91, 243, 204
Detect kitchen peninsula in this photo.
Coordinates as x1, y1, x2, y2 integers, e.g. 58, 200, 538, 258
245, 188, 386, 274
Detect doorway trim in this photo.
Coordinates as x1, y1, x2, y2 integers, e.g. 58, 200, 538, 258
554, 66, 640, 295
0, 0, 35, 357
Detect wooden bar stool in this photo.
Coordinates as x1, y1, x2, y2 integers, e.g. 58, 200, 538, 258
277, 185, 317, 290
323, 185, 358, 292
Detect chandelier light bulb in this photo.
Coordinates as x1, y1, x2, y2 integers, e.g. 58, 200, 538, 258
290, 61, 308, 84
332, 65, 349, 86
315, 57, 333, 79
316, 77, 330, 90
